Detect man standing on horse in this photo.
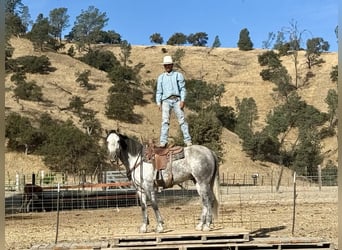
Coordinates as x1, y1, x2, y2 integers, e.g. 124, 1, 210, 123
156, 55, 192, 148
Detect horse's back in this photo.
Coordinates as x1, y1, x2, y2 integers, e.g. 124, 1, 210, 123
185, 145, 216, 162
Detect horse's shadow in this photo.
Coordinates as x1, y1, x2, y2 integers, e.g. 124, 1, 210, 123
250, 226, 286, 237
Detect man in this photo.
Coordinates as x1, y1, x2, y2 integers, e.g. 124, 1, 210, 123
156, 55, 192, 147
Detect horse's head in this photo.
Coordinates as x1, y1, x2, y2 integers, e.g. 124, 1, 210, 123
106, 130, 121, 162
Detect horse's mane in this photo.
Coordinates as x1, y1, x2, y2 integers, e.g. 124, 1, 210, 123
118, 133, 143, 157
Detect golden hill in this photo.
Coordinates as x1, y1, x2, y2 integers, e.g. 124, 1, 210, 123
5, 37, 338, 181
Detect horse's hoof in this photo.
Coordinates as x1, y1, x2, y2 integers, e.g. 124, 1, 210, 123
139, 225, 147, 233
195, 224, 203, 231
156, 224, 164, 233
202, 225, 211, 231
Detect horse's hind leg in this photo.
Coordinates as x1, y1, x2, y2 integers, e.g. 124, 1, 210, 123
26, 198, 33, 213
195, 183, 213, 231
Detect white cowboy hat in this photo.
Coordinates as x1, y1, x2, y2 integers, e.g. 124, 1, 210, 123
162, 55, 173, 65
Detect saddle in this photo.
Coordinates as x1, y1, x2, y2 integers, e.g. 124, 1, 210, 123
144, 140, 185, 188
144, 142, 184, 170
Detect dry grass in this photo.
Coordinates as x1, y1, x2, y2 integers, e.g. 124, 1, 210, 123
5, 37, 338, 179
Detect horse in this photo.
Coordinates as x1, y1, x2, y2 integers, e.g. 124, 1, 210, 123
20, 184, 45, 213
106, 130, 220, 233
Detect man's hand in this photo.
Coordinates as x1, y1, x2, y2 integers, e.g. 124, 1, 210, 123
179, 101, 185, 109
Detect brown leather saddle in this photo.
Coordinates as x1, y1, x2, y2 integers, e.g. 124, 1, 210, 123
144, 142, 185, 188
144, 143, 184, 170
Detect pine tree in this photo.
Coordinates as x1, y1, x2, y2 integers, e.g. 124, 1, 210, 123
237, 28, 253, 51
212, 35, 221, 48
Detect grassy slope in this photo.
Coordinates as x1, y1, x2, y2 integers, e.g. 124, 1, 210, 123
5, 37, 338, 181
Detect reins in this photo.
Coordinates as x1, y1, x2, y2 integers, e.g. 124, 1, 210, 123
126, 149, 143, 179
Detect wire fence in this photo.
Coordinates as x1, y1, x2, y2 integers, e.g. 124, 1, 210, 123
4, 170, 338, 216
5, 170, 338, 250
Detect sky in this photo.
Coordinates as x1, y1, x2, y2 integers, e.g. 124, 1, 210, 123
21, 0, 338, 52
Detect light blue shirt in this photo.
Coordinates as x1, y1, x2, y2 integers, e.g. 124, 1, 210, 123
156, 71, 186, 105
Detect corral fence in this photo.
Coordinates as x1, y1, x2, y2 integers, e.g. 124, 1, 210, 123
5, 170, 338, 249
4, 169, 338, 214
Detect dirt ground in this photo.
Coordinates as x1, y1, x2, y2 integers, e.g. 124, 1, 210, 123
5, 186, 338, 250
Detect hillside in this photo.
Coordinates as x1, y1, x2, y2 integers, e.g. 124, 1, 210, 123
5, 37, 338, 181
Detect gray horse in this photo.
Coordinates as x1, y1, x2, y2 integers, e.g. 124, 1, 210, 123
106, 130, 220, 233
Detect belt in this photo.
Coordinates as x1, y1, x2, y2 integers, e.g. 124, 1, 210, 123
167, 95, 180, 100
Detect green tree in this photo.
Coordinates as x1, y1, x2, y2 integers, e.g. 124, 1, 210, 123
261, 93, 326, 168
105, 88, 136, 122
95, 30, 121, 44
205, 103, 236, 131
5, 112, 44, 154
305, 37, 329, 69
80, 110, 102, 138
186, 110, 223, 160
28, 13, 50, 51
172, 48, 185, 69
71, 6, 109, 49
211, 35, 221, 48
234, 97, 258, 140
79, 49, 119, 72
75, 70, 93, 89
150, 33, 163, 44
167, 32, 187, 45
69, 96, 85, 114
258, 50, 296, 99
119, 40, 131, 67
187, 32, 208, 46
237, 28, 253, 51
13, 80, 43, 101
5, 0, 27, 38
292, 128, 322, 177
186, 79, 222, 112
325, 89, 338, 129
49, 7, 70, 42
11, 55, 52, 74
258, 50, 282, 68
38, 119, 103, 174
330, 65, 338, 82
244, 130, 281, 162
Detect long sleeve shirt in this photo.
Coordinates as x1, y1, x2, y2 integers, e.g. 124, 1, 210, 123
155, 71, 186, 105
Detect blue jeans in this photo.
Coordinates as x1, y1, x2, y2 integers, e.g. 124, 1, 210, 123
160, 98, 191, 145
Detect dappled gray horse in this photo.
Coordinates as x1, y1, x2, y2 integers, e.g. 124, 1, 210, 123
106, 130, 220, 233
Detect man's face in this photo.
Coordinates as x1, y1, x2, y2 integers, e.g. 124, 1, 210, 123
164, 64, 173, 73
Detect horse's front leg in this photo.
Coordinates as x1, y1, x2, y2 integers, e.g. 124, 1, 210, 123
150, 190, 164, 233
138, 191, 149, 233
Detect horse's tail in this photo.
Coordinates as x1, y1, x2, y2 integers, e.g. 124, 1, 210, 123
211, 151, 220, 219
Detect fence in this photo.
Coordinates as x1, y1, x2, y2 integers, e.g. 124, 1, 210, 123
5, 170, 338, 250
4, 170, 338, 216
4, 169, 338, 192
